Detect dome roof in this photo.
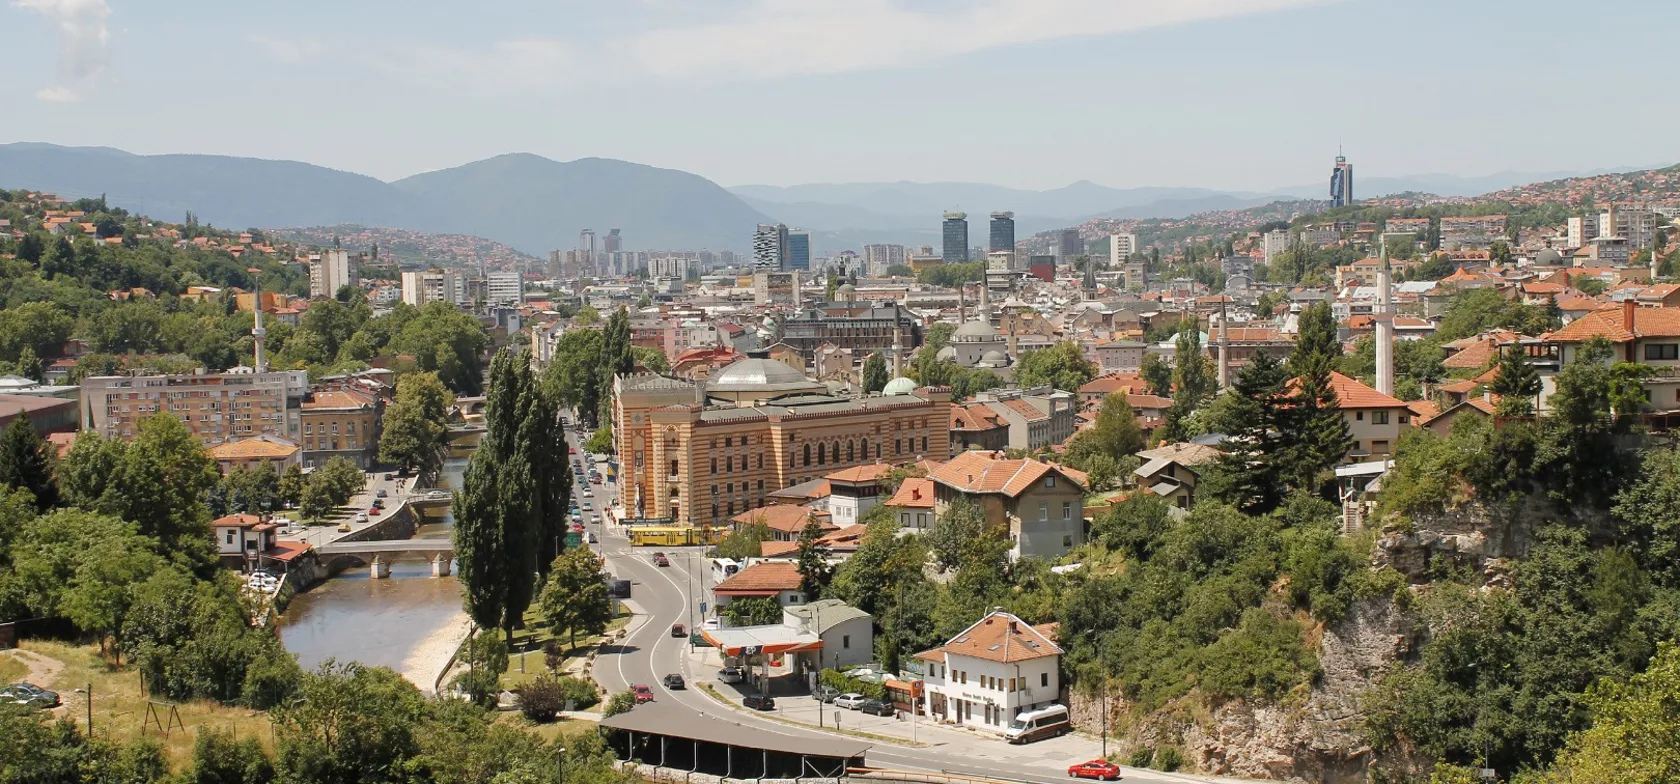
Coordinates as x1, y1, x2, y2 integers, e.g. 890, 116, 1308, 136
952, 318, 999, 341
707, 358, 814, 392
882, 377, 917, 396
936, 345, 957, 361
837, 283, 857, 292
978, 350, 1009, 367
1535, 248, 1563, 266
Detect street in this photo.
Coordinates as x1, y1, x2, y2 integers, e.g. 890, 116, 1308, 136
568, 426, 1248, 784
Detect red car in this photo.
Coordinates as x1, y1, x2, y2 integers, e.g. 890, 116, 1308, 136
1067, 760, 1121, 781
632, 684, 655, 704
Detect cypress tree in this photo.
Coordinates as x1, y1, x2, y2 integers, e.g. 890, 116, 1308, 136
1490, 347, 1542, 417
0, 414, 57, 510
862, 352, 889, 393
1206, 352, 1290, 513
1283, 303, 1353, 492
454, 349, 540, 641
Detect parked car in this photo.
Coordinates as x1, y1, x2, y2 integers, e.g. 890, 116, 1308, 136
742, 694, 776, 711
0, 683, 59, 709
582, 489, 594, 498
717, 667, 745, 684
354, 513, 369, 523
588, 533, 598, 544
375, 489, 388, 498
383, 473, 395, 480
632, 685, 655, 704
834, 693, 868, 710
663, 674, 686, 690
859, 698, 895, 716
812, 686, 841, 703
670, 623, 686, 637
1067, 760, 1122, 781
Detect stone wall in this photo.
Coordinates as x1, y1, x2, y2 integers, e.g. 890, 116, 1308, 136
335, 503, 419, 543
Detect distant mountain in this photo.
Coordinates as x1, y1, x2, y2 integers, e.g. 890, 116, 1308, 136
731, 180, 1257, 224
1272, 166, 1660, 200
0, 144, 771, 255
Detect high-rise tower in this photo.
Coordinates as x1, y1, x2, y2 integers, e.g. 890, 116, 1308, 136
579, 229, 597, 276
753, 224, 789, 270
1330, 152, 1355, 208
942, 212, 970, 263
988, 212, 1015, 253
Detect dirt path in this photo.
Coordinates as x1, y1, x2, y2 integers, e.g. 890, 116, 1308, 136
1, 647, 64, 688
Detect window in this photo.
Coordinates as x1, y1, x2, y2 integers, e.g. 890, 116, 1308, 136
817, 444, 826, 465
1647, 343, 1680, 361
711, 458, 717, 474
842, 635, 851, 649
757, 454, 764, 469
1372, 411, 1390, 425
1041, 673, 1048, 687
725, 436, 732, 448
861, 439, 869, 459
1038, 502, 1048, 520
1063, 534, 1074, 547
922, 436, 928, 452
1356, 411, 1364, 421
901, 512, 910, 525
225, 530, 235, 545
1062, 502, 1072, 520
1044, 476, 1055, 488
847, 442, 854, 462
1373, 440, 1391, 454
803, 444, 811, 466
670, 460, 679, 476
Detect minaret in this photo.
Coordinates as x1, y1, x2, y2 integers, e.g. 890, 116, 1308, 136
1375, 239, 1395, 397
1216, 298, 1231, 390
891, 317, 904, 377
252, 282, 269, 373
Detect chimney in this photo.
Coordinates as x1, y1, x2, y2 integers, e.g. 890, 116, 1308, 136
1008, 619, 1019, 633
1624, 298, 1637, 332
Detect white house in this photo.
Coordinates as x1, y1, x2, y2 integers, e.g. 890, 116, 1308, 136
212, 513, 281, 568
914, 610, 1063, 735
784, 599, 874, 671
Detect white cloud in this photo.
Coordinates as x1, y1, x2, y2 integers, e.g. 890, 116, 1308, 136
361, 37, 571, 93
12, 0, 111, 101
621, 0, 1340, 80
248, 34, 325, 65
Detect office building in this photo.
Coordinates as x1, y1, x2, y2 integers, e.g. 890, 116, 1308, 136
547, 250, 563, 280
753, 223, 790, 271
779, 303, 921, 365
787, 228, 811, 271
649, 255, 692, 280
603, 228, 622, 253
1330, 153, 1354, 208
942, 212, 970, 263
308, 249, 355, 299
81, 369, 310, 445
1057, 229, 1082, 260
988, 212, 1016, 253
486, 271, 524, 305
863, 244, 906, 275
1108, 232, 1137, 265
401, 270, 461, 306
612, 355, 950, 526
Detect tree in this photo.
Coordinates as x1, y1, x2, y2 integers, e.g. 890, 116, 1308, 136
110, 414, 219, 565
718, 596, 783, 626
0, 414, 57, 510
379, 372, 453, 477
927, 498, 985, 573
537, 548, 613, 650
1140, 353, 1173, 397
1490, 346, 1542, 416
278, 463, 305, 508
315, 456, 365, 506
1064, 393, 1145, 468
795, 516, 831, 599
186, 727, 276, 784
601, 690, 636, 717
59, 535, 166, 658
1548, 642, 1680, 783
1283, 303, 1352, 491
54, 430, 125, 513
1014, 340, 1097, 392
1205, 352, 1292, 513
454, 350, 539, 641
862, 352, 889, 393
1162, 325, 1213, 442
715, 521, 769, 560
273, 661, 430, 784
299, 475, 337, 522
449, 629, 509, 707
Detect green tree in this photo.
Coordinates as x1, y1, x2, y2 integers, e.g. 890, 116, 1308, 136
60, 534, 167, 658
1140, 352, 1173, 397
278, 463, 305, 509
1205, 351, 1292, 513
1014, 340, 1097, 392
186, 727, 276, 784
0, 414, 57, 510
1283, 303, 1352, 491
715, 521, 769, 560
927, 498, 985, 573
1064, 392, 1145, 468
1162, 324, 1214, 442
111, 414, 219, 565
718, 596, 783, 626
454, 350, 539, 641
861, 352, 889, 393
537, 548, 613, 649
273, 661, 431, 784
1490, 347, 1542, 416
315, 456, 365, 506
378, 372, 453, 477
1548, 642, 1680, 784
795, 516, 832, 599
53, 431, 125, 513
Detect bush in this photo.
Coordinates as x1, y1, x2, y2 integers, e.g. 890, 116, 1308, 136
554, 675, 598, 710
1127, 747, 1155, 768
1154, 746, 1184, 772
241, 648, 302, 709
818, 669, 886, 701
602, 690, 636, 717
516, 677, 565, 722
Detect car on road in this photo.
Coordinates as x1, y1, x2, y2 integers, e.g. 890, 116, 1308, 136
652, 553, 670, 567
702, 618, 720, 631
383, 473, 395, 480
1067, 760, 1122, 781
354, 512, 369, 523
742, 694, 775, 711
582, 489, 594, 498
717, 667, 745, 684
427, 490, 448, 500
588, 533, 598, 543
568, 447, 577, 455
670, 623, 686, 637
859, 698, 895, 717
812, 685, 841, 703
663, 674, 685, 690
632, 685, 655, 704
833, 693, 868, 710
0, 683, 60, 709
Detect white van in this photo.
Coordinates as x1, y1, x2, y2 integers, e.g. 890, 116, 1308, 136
1005, 704, 1070, 744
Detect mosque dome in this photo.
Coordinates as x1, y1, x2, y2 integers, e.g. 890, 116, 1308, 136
708, 357, 813, 392
936, 345, 958, 361
952, 319, 999, 341
1535, 248, 1563, 266
979, 350, 1009, 366
882, 377, 918, 396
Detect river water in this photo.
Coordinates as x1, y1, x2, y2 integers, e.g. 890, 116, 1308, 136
277, 459, 470, 690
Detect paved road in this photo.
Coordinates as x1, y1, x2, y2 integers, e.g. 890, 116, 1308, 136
574, 423, 1244, 784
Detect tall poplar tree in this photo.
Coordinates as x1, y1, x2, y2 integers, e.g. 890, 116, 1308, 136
0, 414, 57, 510
862, 352, 889, 393
454, 349, 540, 641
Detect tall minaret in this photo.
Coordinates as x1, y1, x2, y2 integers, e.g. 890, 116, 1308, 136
891, 310, 904, 377
1216, 298, 1231, 390
1375, 239, 1395, 397
252, 281, 269, 373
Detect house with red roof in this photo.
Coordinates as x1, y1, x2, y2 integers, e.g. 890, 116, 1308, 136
929, 451, 1087, 560
885, 476, 935, 530
914, 610, 1062, 733
1323, 372, 1414, 462
1545, 301, 1680, 420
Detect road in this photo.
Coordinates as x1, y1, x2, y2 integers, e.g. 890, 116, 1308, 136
567, 425, 1244, 784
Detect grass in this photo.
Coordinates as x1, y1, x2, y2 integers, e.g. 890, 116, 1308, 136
19, 640, 275, 767
0, 655, 27, 684
493, 711, 601, 741
496, 608, 630, 690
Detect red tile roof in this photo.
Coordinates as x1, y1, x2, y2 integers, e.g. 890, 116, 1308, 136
950, 403, 1006, 432
929, 451, 1085, 497
823, 464, 893, 484
913, 611, 1062, 664
886, 477, 935, 509
1325, 372, 1407, 410
714, 561, 804, 595
1549, 304, 1680, 343
731, 505, 835, 534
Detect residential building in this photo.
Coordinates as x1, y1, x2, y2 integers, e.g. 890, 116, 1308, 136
486, 272, 524, 305
401, 270, 461, 306
1324, 371, 1412, 462
1262, 229, 1291, 264
929, 451, 1087, 561
80, 369, 310, 445
754, 223, 790, 271
1133, 442, 1221, 509
950, 402, 1009, 456
785, 600, 874, 670
1093, 340, 1147, 374
308, 249, 355, 299
969, 388, 1077, 452
1599, 204, 1660, 250
612, 356, 951, 527
942, 212, 970, 263
1108, 232, 1138, 265
863, 244, 906, 275
207, 435, 301, 474
824, 464, 891, 527
915, 611, 1063, 734
885, 476, 936, 531
1567, 216, 1599, 249
212, 513, 282, 568
1439, 216, 1507, 250
712, 561, 810, 609
300, 386, 382, 469
1057, 229, 1082, 261
732, 505, 837, 542
989, 212, 1015, 253
1545, 301, 1680, 423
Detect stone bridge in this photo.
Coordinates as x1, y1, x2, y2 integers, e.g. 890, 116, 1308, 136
316, 538, 455, 578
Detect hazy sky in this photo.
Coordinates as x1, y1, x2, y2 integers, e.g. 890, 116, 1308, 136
4, 0, 1678, 191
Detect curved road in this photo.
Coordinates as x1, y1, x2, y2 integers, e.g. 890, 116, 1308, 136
571, 429, 1235, 784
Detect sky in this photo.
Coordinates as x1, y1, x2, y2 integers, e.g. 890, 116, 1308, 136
3, 0, 1679, 192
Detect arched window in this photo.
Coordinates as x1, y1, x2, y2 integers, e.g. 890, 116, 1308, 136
861, 438, 869, 459
817, 444, 826, 465
803, 443, 811, 466
847, 441, 854, 462
669, 459, 678, 476
832, 442, 840, 463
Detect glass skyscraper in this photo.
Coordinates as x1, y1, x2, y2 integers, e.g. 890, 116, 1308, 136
942, 212, 969, 263
787, 229, 811, 271
989, 211, 1015, 253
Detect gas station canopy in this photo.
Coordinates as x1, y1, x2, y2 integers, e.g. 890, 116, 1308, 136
700, 625, 823, 658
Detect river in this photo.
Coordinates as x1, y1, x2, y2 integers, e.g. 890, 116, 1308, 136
278, 458, 470, 692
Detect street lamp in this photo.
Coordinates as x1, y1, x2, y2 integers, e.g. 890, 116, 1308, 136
557, 746, 566, 784
72, 684, 92, 735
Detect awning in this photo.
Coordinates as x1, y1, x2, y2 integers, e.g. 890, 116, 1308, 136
700, 625, 823, 657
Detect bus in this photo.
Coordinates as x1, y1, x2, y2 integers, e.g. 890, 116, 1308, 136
1005, 704, 1070, 744
628, 526, 728, 547
710, 558, 742, 583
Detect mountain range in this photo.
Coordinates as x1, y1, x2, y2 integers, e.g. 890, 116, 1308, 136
0, 142, 1653, 258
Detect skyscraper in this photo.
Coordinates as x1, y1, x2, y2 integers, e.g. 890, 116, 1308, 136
753, 223, 789, 270
1057, 229, 1083, 260
1108, 233, 1137, 264
308, 249, 355, 299
547, 250, 562, 280
988, 212, 1015, 252
787, 228, 811, 271
1330, 153, 1354, 208
863, 244, 906, 274
579, 229, 597, 275
603, 228, 622, 253
942, 212, 969, 263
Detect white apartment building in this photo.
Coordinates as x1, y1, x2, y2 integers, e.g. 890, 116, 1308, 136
1108, 232, 1138, 264
80, 369, 310, 445
401, 270, 461, 306
863, 244, 906, 275
486, 272, 524, 305
308, 249, 355, 299
1262, 229, 1291, 263
1567, 216, 1599, 249
916, 611, 1063, 734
